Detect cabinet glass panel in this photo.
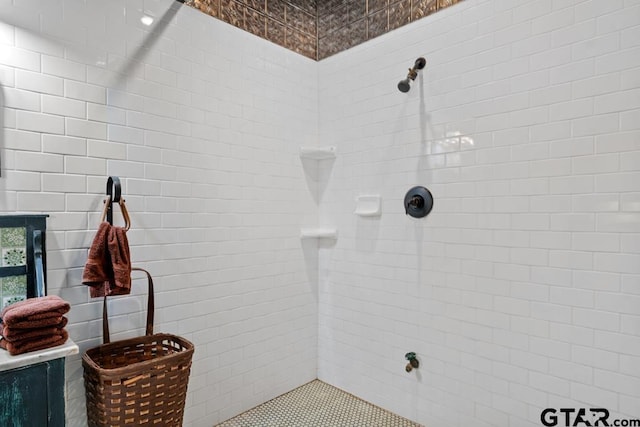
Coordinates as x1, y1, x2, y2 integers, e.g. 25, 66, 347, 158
0, 216, 47, 311
1, 227, 27, 266
0, 275, 27, 310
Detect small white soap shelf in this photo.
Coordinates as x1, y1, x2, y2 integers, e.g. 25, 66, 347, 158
300, 228, 338, 239
299, 146, 337, 160
354, 195, 382, 217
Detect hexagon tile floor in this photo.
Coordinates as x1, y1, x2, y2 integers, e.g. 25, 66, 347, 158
215, 380, 423, 427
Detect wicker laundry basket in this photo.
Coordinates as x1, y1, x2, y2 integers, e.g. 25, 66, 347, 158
83, 268, 194, 426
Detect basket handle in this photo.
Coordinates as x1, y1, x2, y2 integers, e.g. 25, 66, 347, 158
102, 267, 155, 344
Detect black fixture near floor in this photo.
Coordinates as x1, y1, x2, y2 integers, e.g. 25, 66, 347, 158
405, 352, 419, 372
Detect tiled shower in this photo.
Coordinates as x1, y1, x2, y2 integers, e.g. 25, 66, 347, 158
1, 0, 639, 426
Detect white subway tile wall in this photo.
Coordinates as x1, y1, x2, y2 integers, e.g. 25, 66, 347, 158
1, 0, 640, 426
317, 0, 640, 426
0, 1, 318, 426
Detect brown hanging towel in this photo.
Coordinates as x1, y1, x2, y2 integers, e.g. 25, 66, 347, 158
82, 198, 132, 297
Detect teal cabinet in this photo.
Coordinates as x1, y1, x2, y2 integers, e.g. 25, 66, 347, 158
0, 358, 65, 427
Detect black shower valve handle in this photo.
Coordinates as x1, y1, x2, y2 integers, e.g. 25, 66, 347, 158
409, 195, 424, 208
405, 195, 424, 215
404, 186, 433, 218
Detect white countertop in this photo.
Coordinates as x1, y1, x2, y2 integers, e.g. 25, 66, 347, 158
0, 339, 79, 372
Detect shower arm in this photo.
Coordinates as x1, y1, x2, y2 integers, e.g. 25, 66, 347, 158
407, 58, 426, 80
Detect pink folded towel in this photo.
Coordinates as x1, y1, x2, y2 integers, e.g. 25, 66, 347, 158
2, 317, 68, 342
0, 329, 68, 356
0, 295, 70, 328
82, 222, 131, 297
3, 316, 65, 330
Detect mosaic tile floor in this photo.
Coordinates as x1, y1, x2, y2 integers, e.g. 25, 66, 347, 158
215, 380, 423, 427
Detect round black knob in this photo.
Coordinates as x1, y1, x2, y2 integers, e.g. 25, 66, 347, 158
404, 186, 433, 218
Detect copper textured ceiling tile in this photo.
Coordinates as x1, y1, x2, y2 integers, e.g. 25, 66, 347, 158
438, 0, 460, 8
266, 18, 286, 45
239, 0, 266, 12
246, 8, 267, 37
317, 0, 346, 15
286, 4, 317, 35
329, 5, 350, 33
367, 0, 388, 13
389, 0, 411, 31
186, 0, 465, 60
412, 0, 438, 20
318, 11, 332, 38
367, 8, 388, 40
288, 0, 317, 15
265, 0, 285, 21
348, 0, 367, 23
220, 0, 245, 28
285, 27, 316, 59
189, 0, 219, 17
318, 34, 342, 59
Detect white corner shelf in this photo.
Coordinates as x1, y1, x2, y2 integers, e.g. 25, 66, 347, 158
299, 146, 337, 160
299, 147, 338, 240
354, 195, 382, 217
300, 228, 338, 240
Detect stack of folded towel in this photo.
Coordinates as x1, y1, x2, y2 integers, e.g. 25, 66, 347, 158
0, 295, 70, 356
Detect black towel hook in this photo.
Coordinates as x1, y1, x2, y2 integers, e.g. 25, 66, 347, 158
106, 176, 121, 203
105, 176, 121, 225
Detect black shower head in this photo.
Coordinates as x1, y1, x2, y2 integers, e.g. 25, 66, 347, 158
398, 78, 411, 93
398, 57, 426, 93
